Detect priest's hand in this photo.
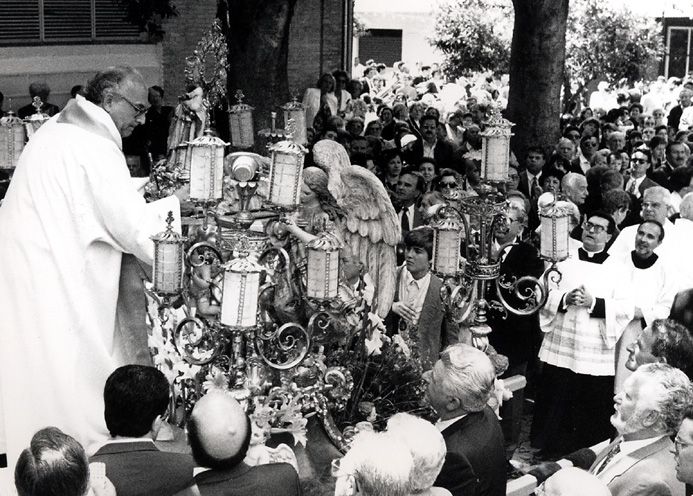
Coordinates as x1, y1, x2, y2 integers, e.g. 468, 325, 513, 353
392, 301, 417, 322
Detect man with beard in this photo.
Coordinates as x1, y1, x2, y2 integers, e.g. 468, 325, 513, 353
588, 363, 692, 496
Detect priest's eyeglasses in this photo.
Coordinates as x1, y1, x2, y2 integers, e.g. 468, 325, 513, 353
583, 221, 607, 233
115, 93, 148, 117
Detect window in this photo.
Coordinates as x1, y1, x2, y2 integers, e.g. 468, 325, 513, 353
0, 0, 141, 45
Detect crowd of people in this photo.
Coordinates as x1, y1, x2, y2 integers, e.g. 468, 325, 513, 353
3, 55, 693, 496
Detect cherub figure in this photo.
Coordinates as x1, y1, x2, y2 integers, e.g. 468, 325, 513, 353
284, 140, 400, 317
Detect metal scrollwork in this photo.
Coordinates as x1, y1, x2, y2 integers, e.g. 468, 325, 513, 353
256, 322, 311, 370
174, 317, 224, 365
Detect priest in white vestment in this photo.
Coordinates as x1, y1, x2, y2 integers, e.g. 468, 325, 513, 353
609, 221, 678, 393
0, 67, 185, 493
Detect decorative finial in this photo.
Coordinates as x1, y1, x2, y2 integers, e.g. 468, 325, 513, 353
270, 112, 277, 133
31, 96, 43, 113
165, 211, 175, 232
235, 89, 245, 105
286, 118, 296, 140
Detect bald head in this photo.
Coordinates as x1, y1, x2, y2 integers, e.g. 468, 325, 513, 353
188, 392, 252, 470
543, 468, 610, 496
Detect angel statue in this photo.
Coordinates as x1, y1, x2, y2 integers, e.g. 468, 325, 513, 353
282, 139, 400, 318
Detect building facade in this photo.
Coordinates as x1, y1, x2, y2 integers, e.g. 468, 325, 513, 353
0, 0, 352, 110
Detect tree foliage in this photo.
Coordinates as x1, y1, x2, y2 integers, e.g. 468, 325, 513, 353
433, 0, 664, 88
431, 0, 512, 78
117, 0, 178, 39
565, 0, 664, 87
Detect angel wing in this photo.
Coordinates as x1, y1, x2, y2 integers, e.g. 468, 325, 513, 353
312, 140, 401, 317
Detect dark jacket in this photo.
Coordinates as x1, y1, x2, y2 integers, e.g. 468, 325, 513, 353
487, 242, 545, 367
409, 138, 456, 170
435, 407, 507, 496
91, 441, 195, 496
385, 267, 458, 370
195, 462, 301, 496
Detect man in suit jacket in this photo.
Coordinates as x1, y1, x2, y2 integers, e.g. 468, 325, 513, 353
190, 392, 301, 496
386, 227, 458, 370
426, 344, 507, 496
90, 365, 197, 496
652, 141, 689, 191
409, 115, 456, 170
487, 204, 544, 450
671, 287, 693, 333
518, 146, 546, 201
588, 363, 693, 496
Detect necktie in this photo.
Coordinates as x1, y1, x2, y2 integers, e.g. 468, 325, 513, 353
401, 208, 410, 232
595, 442, 621, 475
628, 180, 637, 196
531, 177, 539, 198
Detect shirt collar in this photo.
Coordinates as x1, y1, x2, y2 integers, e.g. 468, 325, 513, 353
619, 434, 667, 456
436, 414, 467, 432
402, 268, 431, 289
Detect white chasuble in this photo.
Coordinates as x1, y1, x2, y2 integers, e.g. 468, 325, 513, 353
0, 96, 179, 491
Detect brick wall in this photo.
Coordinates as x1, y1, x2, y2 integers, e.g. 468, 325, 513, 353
160, 0, 218, 106
159, 0, 349, 106
288, 0, 349, 96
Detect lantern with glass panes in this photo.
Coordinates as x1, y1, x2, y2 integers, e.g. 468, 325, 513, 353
430, 107, 561, 351
228, 90, 255, 149
0, 111, 25, 170
151, 211, 186, 298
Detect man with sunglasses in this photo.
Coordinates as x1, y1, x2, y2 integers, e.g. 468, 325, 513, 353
0, 66, 188, 488
624, 149, 659, 200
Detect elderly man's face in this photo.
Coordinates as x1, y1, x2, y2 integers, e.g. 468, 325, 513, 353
611, 374, 657, 436
674, 418, 693, 484
423, 362, 451, 416
641, 192, 669, 223
105, 77, 149, 138
557, 140, 575, 161
607, 134, 626, 152
625, 326, 658, 371
565, 177, 588, 205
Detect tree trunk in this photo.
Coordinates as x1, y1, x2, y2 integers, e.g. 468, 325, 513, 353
218, 0, 299, 132
506, 0, 569, 161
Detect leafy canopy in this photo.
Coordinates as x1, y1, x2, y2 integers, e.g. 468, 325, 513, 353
565, 0, 664, 85
431, 0, 512, 77
432, 0, 664, 84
